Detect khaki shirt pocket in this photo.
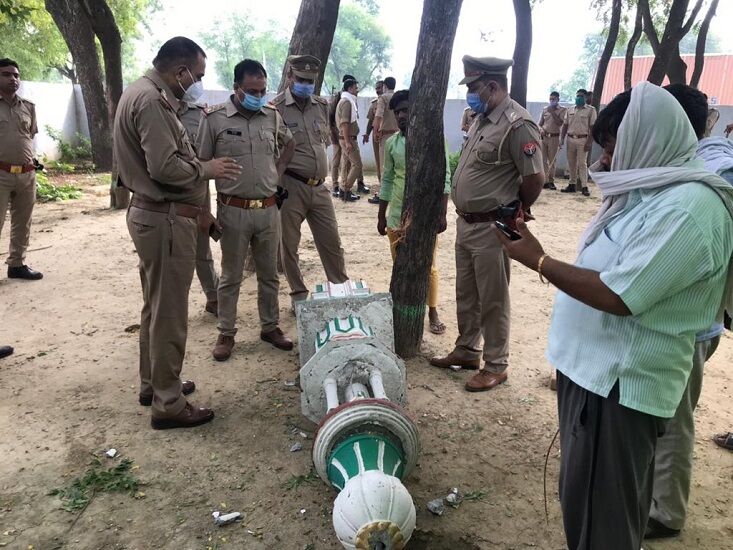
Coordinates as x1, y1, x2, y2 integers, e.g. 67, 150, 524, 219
217, 131, 248, 157
257, 128, 275, 154
474, 140, 500, 165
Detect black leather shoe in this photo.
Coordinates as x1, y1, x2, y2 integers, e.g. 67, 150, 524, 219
357, 182, 371, 194
543, 181, 557, 190
341, 191, 361, 202
0, 345, 14, 359
560, 184, 577, 193
581, 186, 591, 196
331, 185, 341, 198
8, 265, 43, 280
644, 518, 680, 540
368, 194, 381, 204
139, 380, 196, 406
151, 402, 214, 430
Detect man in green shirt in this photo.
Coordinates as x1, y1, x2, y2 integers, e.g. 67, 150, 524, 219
376, 90, 450, 334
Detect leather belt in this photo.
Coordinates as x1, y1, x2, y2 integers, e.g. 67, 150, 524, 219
568, 134, 588, 139
340, 135, 358, 140
218, 193, 277, 209
284, 169, 323, 187
456, 209, 499, 224
0, 161, 35, 174
130, 197, 202, 218
544, 132, 560, 137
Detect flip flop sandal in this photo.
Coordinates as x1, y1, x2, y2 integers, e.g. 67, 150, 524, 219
713, 432, 733, 451
429, 320, 446, 335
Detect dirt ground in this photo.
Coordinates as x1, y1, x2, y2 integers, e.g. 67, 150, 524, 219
1, 172, 731, 550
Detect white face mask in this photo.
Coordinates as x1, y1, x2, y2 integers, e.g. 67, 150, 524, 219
178, 67, 204, 103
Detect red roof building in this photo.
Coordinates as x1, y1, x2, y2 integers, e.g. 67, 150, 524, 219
600, 54, 733, 105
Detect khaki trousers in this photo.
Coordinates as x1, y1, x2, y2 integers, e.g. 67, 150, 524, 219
339, 137, 362, 191
387, 228, 439, 308
217, 202, 280, 336
650, 336, 720, 530
331, 141, 343, 185
541, 135, 560, 182
372, 137, 381, 183
567, 137, 589, 187
454, 218, 511, 372
0, 171, 36, 267
195, 187, 218, 301
127, 205, 196, 418
280, 174, 348, 302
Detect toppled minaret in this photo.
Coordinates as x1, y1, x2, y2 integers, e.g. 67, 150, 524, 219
296, 281, 420, 550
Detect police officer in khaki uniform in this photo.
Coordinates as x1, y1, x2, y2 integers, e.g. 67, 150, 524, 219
0, 58, 43, 281
560, 88, 596, 196
336, 78, 363, 202
431, 56, 544, 392
364, 80, 384, 203
538, 91, 566, 190
197, 59, 295, 361
271, 55, 350, 307
179, 100, 219, 315
114, 37, 240, 429
373, 76, 399, 187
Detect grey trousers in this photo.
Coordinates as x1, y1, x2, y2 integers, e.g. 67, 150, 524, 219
557, 372, 666, 550
650, 336, 720, 530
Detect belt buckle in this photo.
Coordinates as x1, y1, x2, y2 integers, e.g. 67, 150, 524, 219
307, 178, 318, 186
249, 199, 263, 209
10, 165, 23, 174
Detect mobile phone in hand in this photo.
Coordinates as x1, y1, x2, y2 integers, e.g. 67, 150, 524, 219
494, 220, 522, 241
209, 224, 222, 242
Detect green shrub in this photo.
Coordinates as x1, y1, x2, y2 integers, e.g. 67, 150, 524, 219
45, 125, 92, 163
36, 171, 81, 202
449, 150, 461, 178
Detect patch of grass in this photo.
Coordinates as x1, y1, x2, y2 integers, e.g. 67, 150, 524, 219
49, 458, 140, 512
282, 469, 318, 491
36, 171, 81, 202
463, 489, 487, 502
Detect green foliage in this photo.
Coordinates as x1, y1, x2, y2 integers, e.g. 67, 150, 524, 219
449, 150, 461, 178
282, 469, 318, 490
463, 489, 487, 502
0, 0, 159, 83
49, 458, 139, 512
201, 14, 289, 90
324, 2, 392, 93
36, 171, 81, 202
201, 1, 391, 95
45, 126, 92, 163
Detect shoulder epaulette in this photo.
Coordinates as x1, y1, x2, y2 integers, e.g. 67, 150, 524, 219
203, 103, 227, 116
314, 95, 329, 105
270, 92, 286, 105
370, 97, 378, 104
20, 97, 35, 107
263, 103, 277, 111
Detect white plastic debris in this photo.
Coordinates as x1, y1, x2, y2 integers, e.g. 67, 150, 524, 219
427, 498, 444, 516
284, 380, 296, 387
105, 448, 118, 458
445, 488, 463, 507
290, 442, 303, 452
212, 511, 242, 526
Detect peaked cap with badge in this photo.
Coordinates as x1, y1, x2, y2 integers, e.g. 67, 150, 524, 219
289, 55, 321, 79
459, 56, 513, 85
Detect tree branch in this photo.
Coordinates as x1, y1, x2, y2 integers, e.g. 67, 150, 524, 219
680, 0, 704, 36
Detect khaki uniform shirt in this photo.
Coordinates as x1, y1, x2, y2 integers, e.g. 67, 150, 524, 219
179, 102, 205, 148
564, 105, 597, 136
197, 97, 292, 199
113, 69, 211, 205
366, 98, 378, 134
452, 95, 543, 213
336, 97, 360, 137
539, 105, 566, 134
0, 95, 37, 165
375, 90, 398, 133
271, 87, 330, 180
461, 107, 477, 132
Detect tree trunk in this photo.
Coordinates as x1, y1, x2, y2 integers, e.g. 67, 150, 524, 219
690, 0, 719, 88
592, 0, 621, 110
45, 0, 114, 172
81, 0, 128, 208
510, 0, 532, 108
277, 0, 341, 95
646, 0, 704, 85
624, 1, 643, 91
391, 0, 463, 358
666, 45, 688, 84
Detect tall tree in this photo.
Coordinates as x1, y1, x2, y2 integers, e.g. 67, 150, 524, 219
624, 0, 643, 90
277, 0, 341, 94
592, 0, 622, 109
510, 0, 532, 107
391, 0, 463, 358
643, 0, 704, 84
690, 0, 718, 88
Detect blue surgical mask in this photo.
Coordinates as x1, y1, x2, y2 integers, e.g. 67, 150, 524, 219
466, 92, 486, 114
549, 99, 558, 107
292, 82, 315, 98
242, 93, 268, 111
575, 96, 586, 107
